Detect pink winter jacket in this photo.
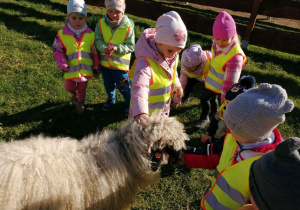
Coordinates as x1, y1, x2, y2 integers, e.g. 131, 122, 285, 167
129, 28, 182, 118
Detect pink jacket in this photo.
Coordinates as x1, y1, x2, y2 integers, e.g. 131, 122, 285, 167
53, 26, 100, 72
212, 39, 245, 102
129, 28, 182, 118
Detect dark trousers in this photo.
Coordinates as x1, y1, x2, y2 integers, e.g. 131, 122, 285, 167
101, 67, 131, 106
182, 77, 201, 102
200, 88, 219, 120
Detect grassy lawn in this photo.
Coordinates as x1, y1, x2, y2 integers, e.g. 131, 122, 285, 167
0, 0, 299, 209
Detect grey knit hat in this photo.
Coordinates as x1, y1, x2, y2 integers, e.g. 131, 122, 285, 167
249, 137, 300, 209
224, 83, 294, 140
67, 0, 87, 17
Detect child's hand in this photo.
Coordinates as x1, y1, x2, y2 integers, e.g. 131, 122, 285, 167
62, 67, 70, 72
201, 135, 212, 143
134, 114, 150, 126
174, 87, 183, 98
104, 46, 116, 55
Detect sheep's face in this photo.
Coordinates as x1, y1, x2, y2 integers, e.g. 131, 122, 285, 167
149, 146, 184, 171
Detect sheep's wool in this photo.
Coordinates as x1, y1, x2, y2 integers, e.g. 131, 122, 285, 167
0, 114, 189, 209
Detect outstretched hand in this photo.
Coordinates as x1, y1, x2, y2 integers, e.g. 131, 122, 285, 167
201, 135, 212, 144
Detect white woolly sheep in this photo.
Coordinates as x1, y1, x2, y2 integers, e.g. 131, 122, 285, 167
0, 114, 189, 210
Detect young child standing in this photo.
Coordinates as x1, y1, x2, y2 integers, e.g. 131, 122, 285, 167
53, 0, 101, 115
195, 11, 247, 129
177, 44, 211, 106
128, 11, 187, 125
94, 0, 135, 115
183, 83, 294, 209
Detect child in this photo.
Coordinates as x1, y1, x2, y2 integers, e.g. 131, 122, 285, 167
183, 83, 294, 209
128, 11, 187, 125
94, 0, 135, 115
238, 137, 300, 210
53, 0, 101, 115
195, 11, 247, 129
201, 75, 256, 143
176, 44, 211, 106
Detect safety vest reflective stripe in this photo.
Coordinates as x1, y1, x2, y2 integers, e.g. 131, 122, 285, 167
201, 134, 261, 210
99, 18, 131, 70
129, 56, 177, 116
205, 44, 246, 93
100, 55, 131, 65
67, 51, 93, 61
149, 101, 167, 110
58, 30, 94, 79
69, 64, 93, 72
212, 170, 248, 204
205, 193, 231, 210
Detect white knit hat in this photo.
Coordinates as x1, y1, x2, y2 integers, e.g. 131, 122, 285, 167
67, 0, 87, 17
105, 0, 126, 13
155, 11, 187, 49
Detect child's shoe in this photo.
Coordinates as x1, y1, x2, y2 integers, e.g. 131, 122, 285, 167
76, 101, 84, 115
102, 100, 114, 111
181, 98, 190, 105
195, 118, 210, 129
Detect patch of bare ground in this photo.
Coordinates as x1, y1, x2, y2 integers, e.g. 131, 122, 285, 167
178, 1, 300, 29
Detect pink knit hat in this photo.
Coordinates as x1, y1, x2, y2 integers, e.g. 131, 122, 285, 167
213, 11, 236, 39
181, 44, 203, 68
105, 0, 125, 13
155, 11, 187, 48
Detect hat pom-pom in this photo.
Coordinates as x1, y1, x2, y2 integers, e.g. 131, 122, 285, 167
258, 83, 272, 91
240, 75, 256, 89
284, 100, 294, 113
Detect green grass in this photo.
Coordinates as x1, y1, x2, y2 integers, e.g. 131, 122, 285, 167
0, 0, 299, 209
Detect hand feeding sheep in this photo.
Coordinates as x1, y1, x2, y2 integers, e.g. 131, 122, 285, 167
0, 114, 189, 209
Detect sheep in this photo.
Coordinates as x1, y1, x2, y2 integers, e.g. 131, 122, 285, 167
0, 114, 189, 210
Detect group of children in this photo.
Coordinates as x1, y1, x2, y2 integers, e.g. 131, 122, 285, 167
53, 0, 299, 209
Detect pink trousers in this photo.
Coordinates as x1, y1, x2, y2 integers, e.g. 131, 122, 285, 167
64, 80, 88, 102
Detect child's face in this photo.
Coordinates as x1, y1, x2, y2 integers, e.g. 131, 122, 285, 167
215, 37, 234, 48
183, 65, 197, 72
68, 12, 86, 30
107, 9, 123, 21
156, 43, 182, 59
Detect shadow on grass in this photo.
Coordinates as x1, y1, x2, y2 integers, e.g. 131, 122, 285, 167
0, 1, 101, 45
0, 101, 128, 141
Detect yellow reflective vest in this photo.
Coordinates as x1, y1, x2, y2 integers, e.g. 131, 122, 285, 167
205, 44, 247, 93
186, 51, 211, 80
57, 30, 94, 80
201, 134, 261, 210
99, 18, 131, 71
129, 56, 177, 116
